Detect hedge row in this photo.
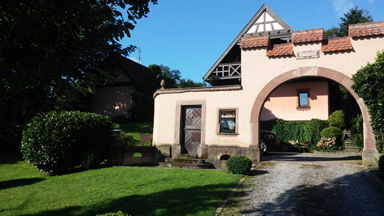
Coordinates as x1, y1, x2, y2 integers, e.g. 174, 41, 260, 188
21, 111, 113, 175
261, 118, 329, 148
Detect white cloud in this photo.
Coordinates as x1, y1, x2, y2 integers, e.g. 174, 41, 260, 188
332, 0, 354, 17
368, 0, 375, 3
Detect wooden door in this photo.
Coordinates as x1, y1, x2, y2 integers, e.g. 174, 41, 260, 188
181, 106, 201, 155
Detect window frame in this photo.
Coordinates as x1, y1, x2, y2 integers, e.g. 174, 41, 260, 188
297, 88, 311, 109
217, 108, 239, 135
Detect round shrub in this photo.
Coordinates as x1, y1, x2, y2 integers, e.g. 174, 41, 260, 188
304, 118, 329, 146
320, 126, 343, 145
227, 155, 252, 174
328, 110, 345, 128
21, 111, 113, 174
379, 155, 384, 175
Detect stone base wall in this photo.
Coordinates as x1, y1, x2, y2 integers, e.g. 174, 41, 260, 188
156, 144, 261, 170
206, 145, 261, 170
109, 145, 158, 166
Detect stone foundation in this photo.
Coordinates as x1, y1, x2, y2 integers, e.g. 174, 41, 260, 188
362, 147, 380, 166
109, 145, 158, 166
156, 144, 261, 170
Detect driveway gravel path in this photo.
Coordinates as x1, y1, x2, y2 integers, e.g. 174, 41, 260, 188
220, 162, 384, 216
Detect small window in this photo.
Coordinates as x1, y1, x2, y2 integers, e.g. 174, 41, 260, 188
297, 89, 310, 108
299, 92, 308, 106
218, 109, 238, 134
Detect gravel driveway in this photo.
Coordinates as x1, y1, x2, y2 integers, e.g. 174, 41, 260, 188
220, 162, 384, 216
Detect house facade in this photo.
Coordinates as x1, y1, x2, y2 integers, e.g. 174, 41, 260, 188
91, 57, 153, 119
152, 4, 384, 166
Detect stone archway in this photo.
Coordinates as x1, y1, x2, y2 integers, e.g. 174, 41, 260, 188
250, 66, 379, 165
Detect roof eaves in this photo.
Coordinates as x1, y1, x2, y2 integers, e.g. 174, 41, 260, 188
349, 21, 384, 38
321, 36, 353, 53
120, 61, 137, 82
292, 28, 324, 44
266, 43, 294, 57
240, 35, 270, 49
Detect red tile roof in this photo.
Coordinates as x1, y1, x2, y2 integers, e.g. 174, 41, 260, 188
240, 35, 269, 49
349, 21, 384, 37
292, 28, 323, 44
267, 43, 294, 57
322, 37, 353, 53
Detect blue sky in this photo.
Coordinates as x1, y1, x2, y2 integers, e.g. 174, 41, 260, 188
120, 0, 384, 83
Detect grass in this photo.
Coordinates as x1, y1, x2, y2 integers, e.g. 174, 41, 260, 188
0, 156, 243, 216
119, 122, 153, 146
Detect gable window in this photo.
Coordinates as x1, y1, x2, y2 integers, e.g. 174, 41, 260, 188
297, 89, 310, 108
218, 109, 238, 134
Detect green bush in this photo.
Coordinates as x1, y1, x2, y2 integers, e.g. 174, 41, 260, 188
352, 50, 384, 151
320, 126, 343, 146
271, 119, 306, 142
96, 211, 130, 216
20, 111, 113, 174
80, 151, 102, 169
118, 134, 136, 146
227, 155, 252, 174
304, 119, 329, 147
351, 114, 364, 147
328, 110, 345, 128
379, 155, 384, 175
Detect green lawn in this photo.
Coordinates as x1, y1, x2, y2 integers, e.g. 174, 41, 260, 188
119, 122, 153, 146
0, 156, 242, 216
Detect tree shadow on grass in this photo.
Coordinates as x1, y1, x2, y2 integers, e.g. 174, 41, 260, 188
20, 183, 237, 216
240, 169, 384, 216
0, 154, 23, 164
0, 178, 45, 190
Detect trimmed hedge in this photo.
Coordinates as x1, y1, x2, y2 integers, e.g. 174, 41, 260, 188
262, 118, 328, 148
303, 119, 329, 147
21, 111, 113, 174
320, 126, 343, 145
328, 110, 345, 128
271, 119, 306, 143
227, 155, 252, 174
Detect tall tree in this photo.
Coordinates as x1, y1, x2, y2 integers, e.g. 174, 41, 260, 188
323, 6, 373, 39
129, 64, 207, 121
352, 50, 384, 151
178, 78, 207, 88
0, 0, 157, 151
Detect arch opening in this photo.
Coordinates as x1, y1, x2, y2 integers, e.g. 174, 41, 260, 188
250, 67, 377, 163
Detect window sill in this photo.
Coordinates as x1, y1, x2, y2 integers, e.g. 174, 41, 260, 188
217, 133, 239, 136
297, 106, 310, 110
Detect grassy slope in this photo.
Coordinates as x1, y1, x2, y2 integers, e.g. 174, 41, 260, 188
120, 122, 153, 146
0, 158, 242, 216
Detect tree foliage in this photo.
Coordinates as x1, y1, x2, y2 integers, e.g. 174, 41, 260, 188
178, 78, 207, 88
20, 111, 113, 175
0, 0, 157, 151
324, 6, 373, 38
352, 50, 384, 151
129, 64, 207, 121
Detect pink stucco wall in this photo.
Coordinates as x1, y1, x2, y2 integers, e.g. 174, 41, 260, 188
260, 81, 329, 121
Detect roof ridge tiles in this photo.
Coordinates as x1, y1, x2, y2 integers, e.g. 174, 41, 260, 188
240, 35, 270, 49
349, 21, 384, 37
292, 28, 324, 44
322, 36, 352, 53
267, 42, 294, 57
